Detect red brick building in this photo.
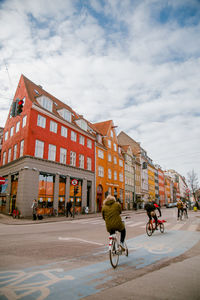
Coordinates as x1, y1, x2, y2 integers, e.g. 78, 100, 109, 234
158, 168, 165, 206
0, 75, 96, 217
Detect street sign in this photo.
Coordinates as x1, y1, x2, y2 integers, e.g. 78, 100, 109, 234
0, 177, 6, 185
71, 179, 78, 186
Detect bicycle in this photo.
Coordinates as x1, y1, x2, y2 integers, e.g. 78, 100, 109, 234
146, 217, 166, 236
108, 216, 129, 269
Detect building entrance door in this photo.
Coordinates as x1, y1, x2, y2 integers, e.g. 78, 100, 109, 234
97, 185, 103, 212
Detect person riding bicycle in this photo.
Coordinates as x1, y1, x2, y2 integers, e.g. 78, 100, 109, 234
102, 195, 126, 250
144, 199, 161, 230
177, 199, 183, 220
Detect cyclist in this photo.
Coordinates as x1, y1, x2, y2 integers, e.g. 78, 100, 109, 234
177, 199, 183, 220
144, 199, 161, 230
102, 195, 126, 250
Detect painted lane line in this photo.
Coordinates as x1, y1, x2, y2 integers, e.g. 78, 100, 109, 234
128, 221, 144, 228
58, 237, 104, 246
170, 224, 184, 231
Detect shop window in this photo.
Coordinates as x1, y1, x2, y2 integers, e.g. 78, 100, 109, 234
70, 179, 82, 213
58, 176, 66, 215
38, 173, 55, 215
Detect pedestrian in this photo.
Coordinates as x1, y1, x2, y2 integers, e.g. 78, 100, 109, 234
66, 200, 72, 217
177, 199, 183, 220
31, 199, 38, 220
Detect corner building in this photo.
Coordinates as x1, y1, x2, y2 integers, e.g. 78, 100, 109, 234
0, 75, 95, 217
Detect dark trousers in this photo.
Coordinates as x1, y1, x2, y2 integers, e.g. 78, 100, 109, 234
109, 228, 126, 243
33, 213, 37, 220
66, 208, 72, 217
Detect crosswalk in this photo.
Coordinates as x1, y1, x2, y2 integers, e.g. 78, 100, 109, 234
70, 217, 200, 232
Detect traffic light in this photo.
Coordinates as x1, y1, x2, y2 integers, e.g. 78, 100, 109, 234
10, 101, 17, 117
16, 98, 24, 115
74, 186, 79, 195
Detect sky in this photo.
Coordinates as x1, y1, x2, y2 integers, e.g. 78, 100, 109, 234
0, 0, 200, 183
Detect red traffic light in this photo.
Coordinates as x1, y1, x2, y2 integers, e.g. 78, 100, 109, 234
18, 100, 24, 105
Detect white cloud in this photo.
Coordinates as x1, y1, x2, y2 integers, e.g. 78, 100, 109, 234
0, 0, 200, 181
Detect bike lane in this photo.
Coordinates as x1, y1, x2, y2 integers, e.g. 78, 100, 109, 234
0, 230, 199, 300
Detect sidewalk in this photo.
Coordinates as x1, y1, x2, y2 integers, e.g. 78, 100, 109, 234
0, 209, 145, 225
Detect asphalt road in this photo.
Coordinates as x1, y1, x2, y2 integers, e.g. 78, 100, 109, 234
0, 208, 200, 300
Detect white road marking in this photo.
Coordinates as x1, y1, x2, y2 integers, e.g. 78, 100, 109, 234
128, 221, 144, 227
170, 224, 184, 230
58, 237, 104, 246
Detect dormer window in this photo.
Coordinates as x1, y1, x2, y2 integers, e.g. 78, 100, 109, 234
76, 119, 87, 131
37, 95, 53, 112
58, 108, 71, 123
97, 134, 102, 144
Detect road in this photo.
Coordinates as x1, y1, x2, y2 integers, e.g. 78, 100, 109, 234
0, 208, 200, 300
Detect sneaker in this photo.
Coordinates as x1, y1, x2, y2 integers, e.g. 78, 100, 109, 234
120, 242, 125, 251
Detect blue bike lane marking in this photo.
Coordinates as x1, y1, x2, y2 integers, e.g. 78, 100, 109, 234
0, 231, 199, 300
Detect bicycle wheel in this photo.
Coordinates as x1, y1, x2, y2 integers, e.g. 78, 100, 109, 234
109, 239, 119, 268
146, 222, 153, 236
159, 223, 164, 233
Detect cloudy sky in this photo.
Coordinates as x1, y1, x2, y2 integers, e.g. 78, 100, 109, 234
0, 0, 200, 182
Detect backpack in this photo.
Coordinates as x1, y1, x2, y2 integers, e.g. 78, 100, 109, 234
144, 202, 155, 212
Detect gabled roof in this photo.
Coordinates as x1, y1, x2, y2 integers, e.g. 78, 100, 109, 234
21, 74, 96, 138
93, 120, 113, 136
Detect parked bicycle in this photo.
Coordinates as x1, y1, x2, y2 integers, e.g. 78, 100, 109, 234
108, 216, 129, 268
146, 217, 166, 236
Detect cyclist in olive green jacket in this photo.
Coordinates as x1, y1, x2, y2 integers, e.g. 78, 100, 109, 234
102, 195, 126, 250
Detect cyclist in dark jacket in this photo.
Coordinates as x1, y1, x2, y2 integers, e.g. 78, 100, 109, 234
144, 200, 161, 229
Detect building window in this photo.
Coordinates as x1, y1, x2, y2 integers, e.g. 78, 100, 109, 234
48, 144, 56, 161
70, 151, 76, 166
108, 154, 112, 162
61, 126, 68, 137
79, 154, 84, 168
50, 120, 57, 133
87, 139, 92, 149
13, 144, 17, 160
5, 131, 8, 141
119, 172, 123, 182
108, 140, 111, 148
114, 156, 117, 164
16, 121, 20, 133
98, 149, 104, 159
119, 159, 123, 167
76, 119, 87, 131
10, 126, 14, 137
37, 114, 46, 128
71, 130, 77, 142
60, 148, 67, 164
79, 135, 85, 145
98, 166, 104, 177
87, 157, 92, 170
20, 140, 24, 157
2, 152, 6, 165
111, 130, 113, 138
114, 171, 117, 180
108, 169, 112, 179
35, 140, 44, 158
37, 95, 53, 112
114, 143, 117, 151
58, 108, 71, 122
8, 148, 11, 163
22, 115, 27, 128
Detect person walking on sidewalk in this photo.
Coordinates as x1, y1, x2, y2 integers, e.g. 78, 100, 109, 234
31, 199, 38, 220
66, 200, 72, 217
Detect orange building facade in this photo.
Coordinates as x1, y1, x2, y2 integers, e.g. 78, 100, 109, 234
93, 120, 125, 211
